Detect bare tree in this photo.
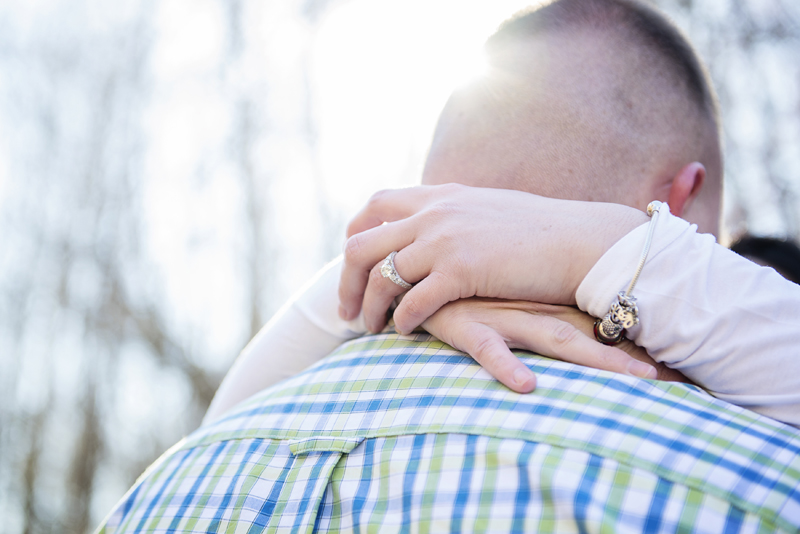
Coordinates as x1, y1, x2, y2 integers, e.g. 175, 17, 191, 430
655, 0, 800, 241
0, 1, 798, 533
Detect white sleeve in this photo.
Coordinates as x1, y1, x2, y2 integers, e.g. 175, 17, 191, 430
203, 256, 367, 424
576, 207, 800, 427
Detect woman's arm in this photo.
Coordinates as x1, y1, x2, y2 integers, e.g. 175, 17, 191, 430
421, 298, 685, 385
205, 257, 659, 425
578, 209, 800, 426
339, 185, 800, 426
338, 184, 648, 334
203, 259, 368, 425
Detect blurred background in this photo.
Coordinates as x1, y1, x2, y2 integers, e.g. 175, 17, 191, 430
0, 0, 798, 532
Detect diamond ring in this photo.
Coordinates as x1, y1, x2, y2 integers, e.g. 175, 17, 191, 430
380, 251, 413, 290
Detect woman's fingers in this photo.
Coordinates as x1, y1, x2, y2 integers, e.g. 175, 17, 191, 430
422, 298, 658, 392
345, 186, 444, 237
361, 261, 464, 335
392, 270, 464, 334
437, 321, 537, 393
507, 314, 658, 379
340, 185, 465, 321
340, 184, 652, 328
361, 247, 423, 332
339, 219, 421, 320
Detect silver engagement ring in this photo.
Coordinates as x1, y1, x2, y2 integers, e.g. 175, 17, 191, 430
380, 251, 413, 290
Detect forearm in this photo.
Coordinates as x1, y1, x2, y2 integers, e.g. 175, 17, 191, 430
578, 210, 800, 427
204, 307, 347, 424
203, 257, 366, 425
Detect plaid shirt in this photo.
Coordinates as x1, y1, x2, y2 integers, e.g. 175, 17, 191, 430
97, 332, 800, 533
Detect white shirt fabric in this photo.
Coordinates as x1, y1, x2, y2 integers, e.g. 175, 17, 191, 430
577, 207, 800, 427
205, 209, 800, 427
204, 261, 369, 424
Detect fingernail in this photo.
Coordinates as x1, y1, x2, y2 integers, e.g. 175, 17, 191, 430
338, 305, 349, 321
628, 360, 657, 379
513, 368, 536, 389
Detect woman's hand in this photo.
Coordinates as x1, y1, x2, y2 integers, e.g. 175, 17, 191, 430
420, 298, 688, 393
339, 184, 649, 334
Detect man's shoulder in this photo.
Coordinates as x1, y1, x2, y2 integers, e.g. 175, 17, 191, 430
200, 331, 800, 446
98, 332, 800, 533
186, 332, 800, 526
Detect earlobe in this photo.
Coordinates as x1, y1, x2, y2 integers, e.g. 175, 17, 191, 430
668, 162, 706, 217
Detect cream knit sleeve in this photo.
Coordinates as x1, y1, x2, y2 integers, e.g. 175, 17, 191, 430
203, 257, 366, 424
577, 207, 800, 427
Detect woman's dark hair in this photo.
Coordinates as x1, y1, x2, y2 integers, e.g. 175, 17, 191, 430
730, 236, 800, 285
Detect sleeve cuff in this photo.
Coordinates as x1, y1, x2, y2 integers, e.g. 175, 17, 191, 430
575, 204, 693, 321
294, 255, 368, 338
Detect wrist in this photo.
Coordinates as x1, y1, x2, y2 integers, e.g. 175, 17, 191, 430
567, 203, 650, 304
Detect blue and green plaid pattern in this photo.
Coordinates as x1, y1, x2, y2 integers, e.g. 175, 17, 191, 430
97, 333, 800, 533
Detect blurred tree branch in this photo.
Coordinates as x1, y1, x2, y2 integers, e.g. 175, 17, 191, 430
1, 1, 799, 533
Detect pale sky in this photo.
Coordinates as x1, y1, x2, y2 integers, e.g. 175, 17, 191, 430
139, 0, 541, 363
1, 0, 799, 528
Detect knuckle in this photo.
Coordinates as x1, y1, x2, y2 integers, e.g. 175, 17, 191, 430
596, 350, 618, 370
587, 347, 618, 371
343, 234, 365, 262
470, 335, 500, 364
367, 188, 390, 207
427, 201, 458, 221
468, 334, 514, 379
345, 219, 361, 239
402, 295, 423, 319
550, 321, 581, 349
401, 294, 426, 321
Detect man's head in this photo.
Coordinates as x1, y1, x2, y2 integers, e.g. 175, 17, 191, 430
422, 0, 723, 235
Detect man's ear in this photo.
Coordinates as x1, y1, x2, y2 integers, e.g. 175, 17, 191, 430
668, 162, 706, 217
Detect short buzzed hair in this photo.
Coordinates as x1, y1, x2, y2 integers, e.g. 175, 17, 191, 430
424, 0, 722, 211
486, 0, 719, 134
